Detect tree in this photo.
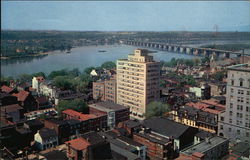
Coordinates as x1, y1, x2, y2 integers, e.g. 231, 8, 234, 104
84, 67, 96, 75
144, 101, 170, 119
18, 74, 33, 83
101, 61, 116, 69
57, 99, 89, 115
48, 69, 67, 79
52, 76, 73, 90
32, 72, 46, 78
212, 71, 226, 81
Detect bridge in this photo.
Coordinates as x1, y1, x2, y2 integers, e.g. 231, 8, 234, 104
124, 40, 247, 58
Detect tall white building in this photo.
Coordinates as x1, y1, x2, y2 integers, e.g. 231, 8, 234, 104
116, 49, 160, 120
218, 62, 250, 142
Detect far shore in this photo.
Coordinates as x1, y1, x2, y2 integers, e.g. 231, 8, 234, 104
1, 52, 49, 60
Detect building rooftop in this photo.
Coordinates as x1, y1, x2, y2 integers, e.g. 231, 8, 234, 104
12, 90, 30, 102
195, 130, 215, 139
122, 119, 141, 128
62, 109, 97, 121
1, 85, 14, 94
181, 136, 228, 155
143, 117, 191, 139
38, 128, 57, 141
25, 119, 44, 127
65, 138, 90, 151
227, 62, 250, 72
82, 131, 106, 145
89, 101, 129, 112
1, 104, 23, 113
134, 130, 170, 145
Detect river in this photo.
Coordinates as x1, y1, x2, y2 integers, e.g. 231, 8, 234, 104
1, 45, 196, 77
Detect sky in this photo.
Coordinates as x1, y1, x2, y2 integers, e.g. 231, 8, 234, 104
2, 1, 250, 32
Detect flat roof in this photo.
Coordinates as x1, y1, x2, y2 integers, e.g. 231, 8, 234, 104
227, 63, 250, 72
181, 136, 228, 155
89, 101, 128, 112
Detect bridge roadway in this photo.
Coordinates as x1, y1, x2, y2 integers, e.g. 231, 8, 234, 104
125, 40, 248, 58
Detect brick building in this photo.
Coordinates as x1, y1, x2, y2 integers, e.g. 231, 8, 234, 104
62, 109, 107, 132
44, 118, 82, 143
92, 76, 117, 103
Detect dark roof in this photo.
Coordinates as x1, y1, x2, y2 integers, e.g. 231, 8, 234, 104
82, 131, 106, 145
0, 92, 14, 99
117, 136, 144, 147
25, 119, 44, 127
111, 150, 127, 160
124, 119, 141, 128
134, 131, 170, 145
195, 130, 214, 139
15, 126, 32, 134
90, 101, 129, 112
41, 150, 67, 160
38, 128, 57, 140
231, 142, 250, 157
1, 104, 23, 113
143, 117, 191, 139
36, 96, 48, 104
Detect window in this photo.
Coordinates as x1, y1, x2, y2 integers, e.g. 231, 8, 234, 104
229, 119, 232, 123
230, 103, 233, 108
220, 117, 224, 121
229, 128, 232, 132
231, 88, 234, 93
231, 80, 234, 86
220, 125, 223, 129
238, 90, 244, 94
239, 79, 244, 87
246, 132, 249, 137
237, 130, 240, 135
229, 111, 233, 116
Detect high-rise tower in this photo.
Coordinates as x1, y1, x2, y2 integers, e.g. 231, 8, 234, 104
116, 49, 160, 119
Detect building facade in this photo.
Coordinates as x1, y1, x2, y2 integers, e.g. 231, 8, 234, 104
92, 76, 117, 103
89, 101, 129, 129
116, 49, 160, 119
218, 63, 250, 142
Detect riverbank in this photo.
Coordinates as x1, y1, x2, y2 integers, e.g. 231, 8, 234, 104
1, 52, 49, 60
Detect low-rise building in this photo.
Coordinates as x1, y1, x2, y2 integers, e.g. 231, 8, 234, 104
62, 109, 107, 131
177, 136, 229, 160
0, 104, 24, 122
0, 92, 18, 106
89, 101, 129, 128
189, 84, 211, 100
34, 128, 59, 150
32, 76, 45, 92
65, 131, 113, 160
142, 117, 198, 151
99, 131, 146, 160
133, 128, 174, 160
44, 118, 82, 143
12, 90, 37, 111
171, 105, 219, 133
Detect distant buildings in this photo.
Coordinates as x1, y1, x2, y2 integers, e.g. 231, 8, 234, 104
218, 62, 250, 142
116, 49, 160, 119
